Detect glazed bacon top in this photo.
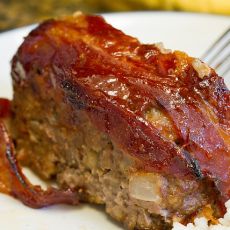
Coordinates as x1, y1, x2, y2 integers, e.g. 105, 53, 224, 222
12, 13, 230, 204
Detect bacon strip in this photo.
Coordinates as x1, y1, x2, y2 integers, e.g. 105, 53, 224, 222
0, 100, 79, 208
0, 98, 11, 119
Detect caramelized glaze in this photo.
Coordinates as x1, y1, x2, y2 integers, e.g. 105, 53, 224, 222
11, 14, 230, 207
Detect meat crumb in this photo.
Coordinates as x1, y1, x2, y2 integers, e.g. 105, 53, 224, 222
192, 59, 211, 79
155, 42, 172, 54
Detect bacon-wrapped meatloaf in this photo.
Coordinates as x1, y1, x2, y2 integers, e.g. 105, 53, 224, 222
10, 12, 230, 229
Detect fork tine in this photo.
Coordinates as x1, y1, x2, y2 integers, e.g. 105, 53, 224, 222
216, 55, 230, 78
207, 41, 230, 67
202, 28, 230, 64
209, 41, 230, 68
222, 68, 230, 86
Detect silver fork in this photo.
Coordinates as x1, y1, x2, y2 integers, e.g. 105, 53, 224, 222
201, 28, 230, 79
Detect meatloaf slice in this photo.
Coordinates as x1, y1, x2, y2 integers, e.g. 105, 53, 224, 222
10, 12, 230, 229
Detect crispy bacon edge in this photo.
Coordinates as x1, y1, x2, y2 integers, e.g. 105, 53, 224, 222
0, 99, 79, 208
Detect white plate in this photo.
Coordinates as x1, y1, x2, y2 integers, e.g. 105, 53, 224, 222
0, 11, 229, 230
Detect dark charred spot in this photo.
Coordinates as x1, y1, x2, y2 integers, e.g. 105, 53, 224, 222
183, 150, 203, 179
61, 80, 77, 93
67, 94, 86, 110
36, 68, 42, 75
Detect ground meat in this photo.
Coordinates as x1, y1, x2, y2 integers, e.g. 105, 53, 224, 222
11, 83, 209, 229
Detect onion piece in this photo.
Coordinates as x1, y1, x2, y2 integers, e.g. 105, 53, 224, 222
129, 173, 162, 202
